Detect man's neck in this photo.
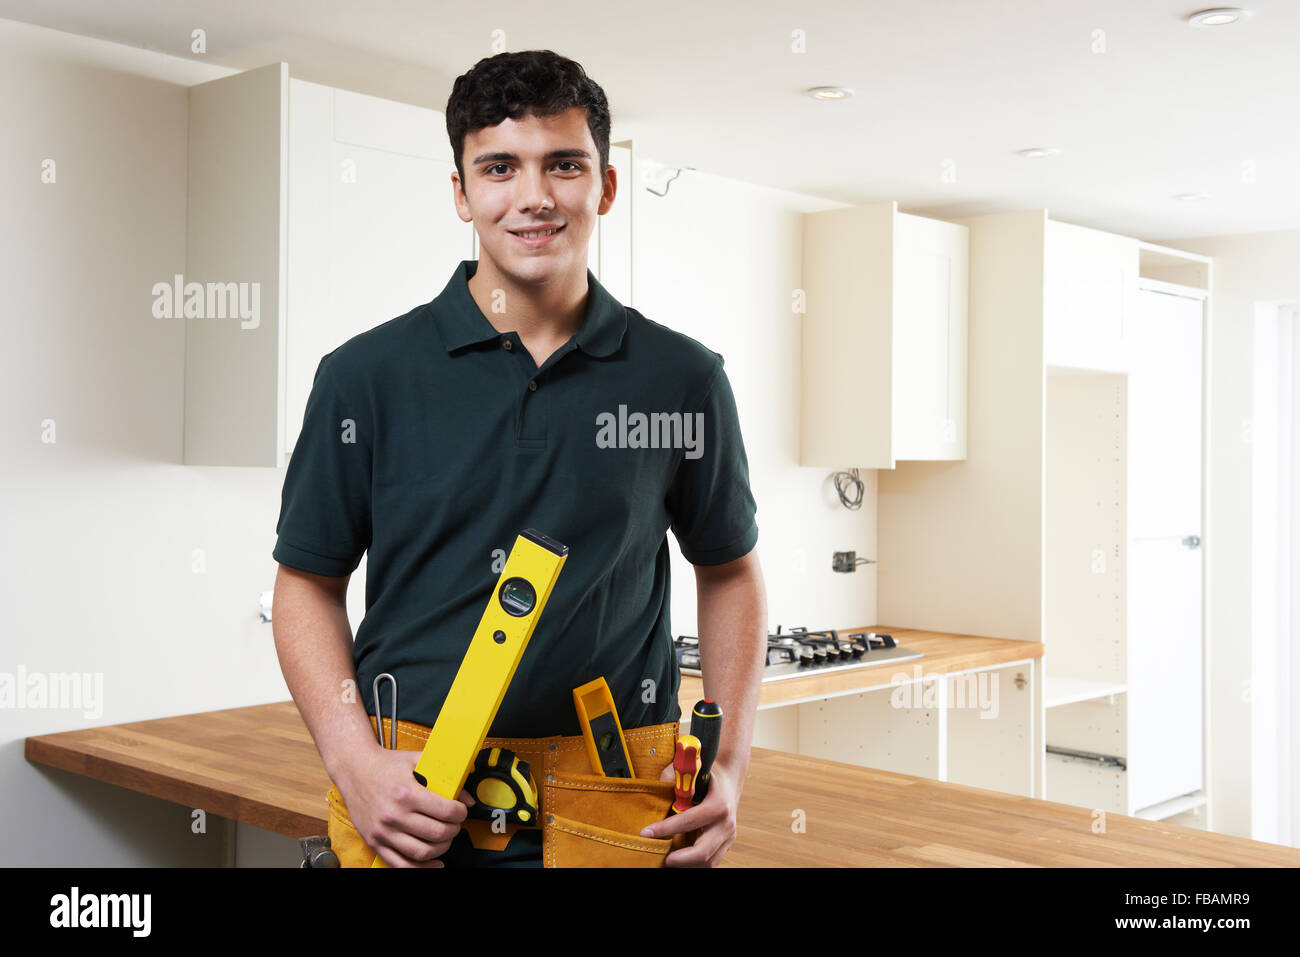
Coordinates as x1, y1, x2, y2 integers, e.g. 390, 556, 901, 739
467, 257, 588, 347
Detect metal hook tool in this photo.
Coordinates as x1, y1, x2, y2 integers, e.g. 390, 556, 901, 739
372, 673, 397, 749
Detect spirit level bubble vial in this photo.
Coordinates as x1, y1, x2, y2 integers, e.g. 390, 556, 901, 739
371, 528, 568, 867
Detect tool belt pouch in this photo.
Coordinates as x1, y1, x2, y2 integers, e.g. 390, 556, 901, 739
325, 782, 380, 869
323, 719, 702, 867
540, 721, 700, 868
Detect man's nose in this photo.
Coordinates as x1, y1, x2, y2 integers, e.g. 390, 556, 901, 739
515, 165, 554, 215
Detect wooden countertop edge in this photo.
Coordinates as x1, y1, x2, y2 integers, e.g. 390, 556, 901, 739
25, 728, 326, 837
25, 703, 1300, 865
678, 626, 1044, 710
731, 747, 1300, 867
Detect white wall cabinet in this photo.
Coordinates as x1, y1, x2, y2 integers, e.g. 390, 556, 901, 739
184, 64, 472, 466
183, 63, 288, 467
1044, 220, 1137, 373
801, 201, 968, 469
184, 63, 632, 466
284, 79, 474, 455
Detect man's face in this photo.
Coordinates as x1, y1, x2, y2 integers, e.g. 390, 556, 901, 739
453, 106, 615, 286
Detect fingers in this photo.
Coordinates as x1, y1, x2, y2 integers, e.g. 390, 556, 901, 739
664, 824, 735, 867
369, 783, 469, 865
375, 828, 455, 867
376, 844, 446, 868
642, 792, 718, 838
406, 781, 473, 824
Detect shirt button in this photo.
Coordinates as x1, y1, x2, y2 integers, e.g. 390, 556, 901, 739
501, 337, 513, 350
528, 380, 537, 391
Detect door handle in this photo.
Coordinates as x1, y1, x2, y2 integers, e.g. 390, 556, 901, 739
1182, 535, 1201, 549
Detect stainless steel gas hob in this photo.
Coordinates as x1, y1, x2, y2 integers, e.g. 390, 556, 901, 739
674, 625, 923, 682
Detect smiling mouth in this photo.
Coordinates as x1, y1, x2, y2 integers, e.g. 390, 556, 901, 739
509, 225, 565, 238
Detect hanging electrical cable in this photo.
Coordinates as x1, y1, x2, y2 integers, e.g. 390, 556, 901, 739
831, 468, 864, 510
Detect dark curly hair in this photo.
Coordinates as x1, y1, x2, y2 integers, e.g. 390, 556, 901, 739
445, 50, 612, 191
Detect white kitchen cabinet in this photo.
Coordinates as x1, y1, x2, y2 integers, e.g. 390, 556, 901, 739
183, 63, 288, 467
1044, 220, 1136, 373
184, 64, 630, 466
184, 64, 472, 466
1041, 282, 1207, 817
800, 201, 968, 469
1125, 286, 1206, 811
284, 80, 474, 454
878, 209, 1212, 818
749, 660, 1038, 798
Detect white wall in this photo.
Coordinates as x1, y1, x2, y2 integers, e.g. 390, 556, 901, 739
627, 159, 876, 639
0, 20, 878, 865
0, 19, 274, 866
1156, 229, 1300, 841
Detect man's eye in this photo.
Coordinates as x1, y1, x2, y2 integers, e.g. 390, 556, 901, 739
557, 161, 581, 172
487, 163, 509, 175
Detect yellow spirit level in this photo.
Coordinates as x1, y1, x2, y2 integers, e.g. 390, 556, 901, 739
371, 528, 568, 867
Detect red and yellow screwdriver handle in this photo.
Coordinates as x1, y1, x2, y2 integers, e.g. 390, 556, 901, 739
668, 734, 702, 815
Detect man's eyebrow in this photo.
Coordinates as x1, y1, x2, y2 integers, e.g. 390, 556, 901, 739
471, 148, 593, 166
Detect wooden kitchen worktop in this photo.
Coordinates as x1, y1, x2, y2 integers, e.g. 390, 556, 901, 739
678, 625, 1045, 713
26, 700, 1299, 866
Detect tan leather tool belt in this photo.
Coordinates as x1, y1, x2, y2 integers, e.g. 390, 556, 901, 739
325, 716, 697, 867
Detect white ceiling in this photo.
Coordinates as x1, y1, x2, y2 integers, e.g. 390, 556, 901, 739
3, 0, 1297, 239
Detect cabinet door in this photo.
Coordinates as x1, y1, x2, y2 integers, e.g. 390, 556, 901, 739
1044, 221, 1136, 373
184, 63, 287, 467
285, 82, 473, 453
1128, 289, 1204, 539
1126, 287, 1205, 811
892, 213, 968, 460
1127, 538, 1204, 810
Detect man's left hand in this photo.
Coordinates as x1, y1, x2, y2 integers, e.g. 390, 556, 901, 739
640, 759, 740, 867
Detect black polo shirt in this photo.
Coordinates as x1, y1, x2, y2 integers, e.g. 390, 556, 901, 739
272, 259, 758, 737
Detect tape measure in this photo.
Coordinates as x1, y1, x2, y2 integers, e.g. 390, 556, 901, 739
465, 747, 539, 826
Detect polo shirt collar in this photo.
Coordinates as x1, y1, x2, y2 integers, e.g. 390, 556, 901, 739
433, 259, 627, 358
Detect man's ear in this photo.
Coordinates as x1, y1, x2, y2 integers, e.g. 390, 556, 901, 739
451, 171, 473, 225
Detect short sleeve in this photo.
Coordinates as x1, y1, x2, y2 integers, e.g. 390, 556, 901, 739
666, 356, 759, 565
272, 355, 372, 576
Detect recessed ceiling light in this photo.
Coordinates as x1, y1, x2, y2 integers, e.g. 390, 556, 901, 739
1017, 147, 1061, 158
1173, 192, 1210, 201
805, 86, 854, 101
1188, 7, 1251, 26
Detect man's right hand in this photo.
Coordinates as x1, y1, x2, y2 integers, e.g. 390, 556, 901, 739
336, 746, 476, 868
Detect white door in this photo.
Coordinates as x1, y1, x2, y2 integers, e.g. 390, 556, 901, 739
1126, 287, 1205, 811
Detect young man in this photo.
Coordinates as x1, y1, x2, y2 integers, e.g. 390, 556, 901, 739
271, 50, 767, 867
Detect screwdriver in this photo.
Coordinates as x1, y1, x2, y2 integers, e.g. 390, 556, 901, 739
689, 699, 723, 804
667, 734, 701, 816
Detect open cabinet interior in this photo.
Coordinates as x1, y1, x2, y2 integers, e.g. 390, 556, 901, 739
1045, 370, 1130, 811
